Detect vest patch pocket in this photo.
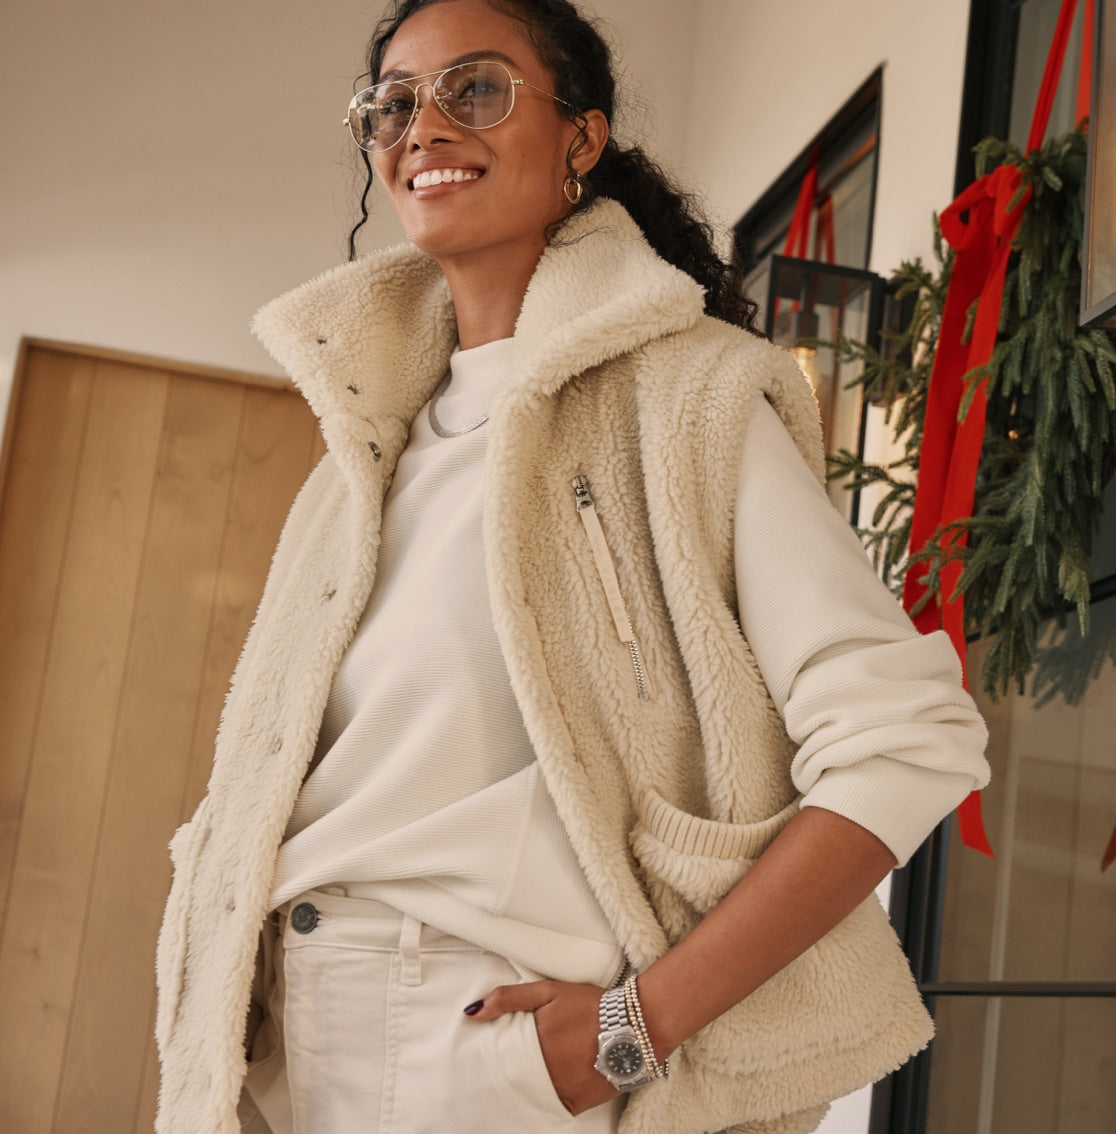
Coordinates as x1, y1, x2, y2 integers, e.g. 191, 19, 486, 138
629, 786, 934, 1118
629, 788, 800, 942
570, 474, 652, 701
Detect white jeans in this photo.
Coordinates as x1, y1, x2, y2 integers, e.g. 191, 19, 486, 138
241, 890, 624, 1133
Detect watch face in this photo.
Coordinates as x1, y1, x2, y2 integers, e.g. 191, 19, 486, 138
604, 1038, 645, 1077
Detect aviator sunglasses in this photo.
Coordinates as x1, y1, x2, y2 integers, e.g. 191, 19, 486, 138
345, 60, 572, 153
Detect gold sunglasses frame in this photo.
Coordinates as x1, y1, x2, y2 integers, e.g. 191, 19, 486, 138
343, 60, 572, 153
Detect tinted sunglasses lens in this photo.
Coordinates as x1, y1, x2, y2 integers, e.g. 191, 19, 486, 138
434, 62, 514, 129
347, 63, 515, 152
349, 82, 416, 152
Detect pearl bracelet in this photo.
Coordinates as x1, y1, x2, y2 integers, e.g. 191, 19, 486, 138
624, 975, 669, 1081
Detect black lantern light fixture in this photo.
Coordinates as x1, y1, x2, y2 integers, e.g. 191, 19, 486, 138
744, 254, 886, 522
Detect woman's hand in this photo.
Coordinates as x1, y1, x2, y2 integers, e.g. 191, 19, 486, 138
462, 980, 620, 1115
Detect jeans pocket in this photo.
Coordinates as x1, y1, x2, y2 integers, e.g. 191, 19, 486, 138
483, 1007, 574, 1123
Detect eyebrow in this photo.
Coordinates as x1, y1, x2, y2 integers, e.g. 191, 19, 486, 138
378, 49, 521, 83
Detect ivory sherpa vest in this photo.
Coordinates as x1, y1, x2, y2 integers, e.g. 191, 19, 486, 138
155, 200, 933, 1134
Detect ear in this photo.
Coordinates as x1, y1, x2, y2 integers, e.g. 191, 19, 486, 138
569, 108, 609, 176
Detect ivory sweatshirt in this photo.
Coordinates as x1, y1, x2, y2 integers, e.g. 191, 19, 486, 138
269, 337, 975, 985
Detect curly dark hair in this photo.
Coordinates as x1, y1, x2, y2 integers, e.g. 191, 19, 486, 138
347, 0, 760, 333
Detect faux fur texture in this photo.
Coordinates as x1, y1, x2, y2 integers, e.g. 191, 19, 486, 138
154, 201, 932, 1134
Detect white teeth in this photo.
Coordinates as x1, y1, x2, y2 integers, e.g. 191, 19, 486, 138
411, 168, 481, 189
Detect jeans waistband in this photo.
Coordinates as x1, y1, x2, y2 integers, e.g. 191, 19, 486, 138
278, 888, 489, 955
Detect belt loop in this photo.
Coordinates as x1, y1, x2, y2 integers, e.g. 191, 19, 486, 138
399, 914, 423, 986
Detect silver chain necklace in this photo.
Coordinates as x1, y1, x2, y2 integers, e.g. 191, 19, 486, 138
427, 374, 490, 438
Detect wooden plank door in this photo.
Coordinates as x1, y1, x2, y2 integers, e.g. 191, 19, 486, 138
0, 342, 324, 1133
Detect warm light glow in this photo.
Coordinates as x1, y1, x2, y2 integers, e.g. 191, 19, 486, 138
791, 344, 819, 392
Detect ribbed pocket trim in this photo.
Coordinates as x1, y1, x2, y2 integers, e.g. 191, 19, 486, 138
639, 790, 801, 860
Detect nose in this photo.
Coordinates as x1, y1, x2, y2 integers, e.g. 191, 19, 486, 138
406, 81, 463, 148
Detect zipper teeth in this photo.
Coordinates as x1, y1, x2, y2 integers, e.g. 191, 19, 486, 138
627, 641, 649, 702
572, 474, 650, 701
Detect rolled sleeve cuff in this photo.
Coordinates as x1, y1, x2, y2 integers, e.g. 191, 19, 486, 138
801, 756, 981, 867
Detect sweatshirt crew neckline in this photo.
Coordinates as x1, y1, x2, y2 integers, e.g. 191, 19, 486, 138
427, 337, 515, 435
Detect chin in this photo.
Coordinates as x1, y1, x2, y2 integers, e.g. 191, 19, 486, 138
405, 228, 483, 258
407, 222, 545, 268
393, 205, 472, 251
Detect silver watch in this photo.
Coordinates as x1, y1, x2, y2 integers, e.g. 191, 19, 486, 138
594, 985, 654, 1091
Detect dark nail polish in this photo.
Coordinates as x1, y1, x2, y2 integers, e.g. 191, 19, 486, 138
463, 1000, 484, 1016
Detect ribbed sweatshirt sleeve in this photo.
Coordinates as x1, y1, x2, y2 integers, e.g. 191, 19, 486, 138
734, 397, 990, 866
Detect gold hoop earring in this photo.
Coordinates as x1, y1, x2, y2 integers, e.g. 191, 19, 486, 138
563, 175, 583, 205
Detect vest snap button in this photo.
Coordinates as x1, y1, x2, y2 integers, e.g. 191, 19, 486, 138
290, 902, 319, 934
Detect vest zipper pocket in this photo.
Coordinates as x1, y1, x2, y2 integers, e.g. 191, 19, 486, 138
571, 475, 651, 701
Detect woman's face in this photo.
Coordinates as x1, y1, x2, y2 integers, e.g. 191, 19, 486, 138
372, 0, 583, 273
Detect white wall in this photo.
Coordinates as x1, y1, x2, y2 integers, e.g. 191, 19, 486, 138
0, 0, 693, 419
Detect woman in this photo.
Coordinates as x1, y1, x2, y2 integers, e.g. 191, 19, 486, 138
155, 1, 990, 1132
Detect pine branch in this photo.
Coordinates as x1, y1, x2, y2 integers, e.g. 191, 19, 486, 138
826, 127, 1116, 700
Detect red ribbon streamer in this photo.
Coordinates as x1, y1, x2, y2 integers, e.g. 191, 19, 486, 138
814, 195, 836, 264
1077, 0, 1095, 127
902, 166, 1027, 859
773, 155, 820, 329
1102, 826, 1116, 873
904, 0, 1092, 858
784, 157, 819, 260
1027, 0, 1082, 153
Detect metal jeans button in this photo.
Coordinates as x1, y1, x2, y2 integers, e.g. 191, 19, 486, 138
291, 902, 319, 934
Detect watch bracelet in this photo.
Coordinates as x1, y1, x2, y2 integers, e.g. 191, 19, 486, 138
624, 975, 669, 1081
598, 983, 630, 1032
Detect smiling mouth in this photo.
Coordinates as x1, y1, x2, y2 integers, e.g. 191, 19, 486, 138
409, 168, 483, 190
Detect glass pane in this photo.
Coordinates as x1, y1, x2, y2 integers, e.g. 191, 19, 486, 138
815, 290, 869, 519
1008, 0, 1087, 148
824, 121, 876, 268
937, 596, 1116, 981
925, 995, 1116, 1134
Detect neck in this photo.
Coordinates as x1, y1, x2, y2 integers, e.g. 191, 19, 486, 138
438, 243, 545, 349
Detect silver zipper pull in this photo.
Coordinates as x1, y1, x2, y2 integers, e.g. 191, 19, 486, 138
571, 474, 593, 512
